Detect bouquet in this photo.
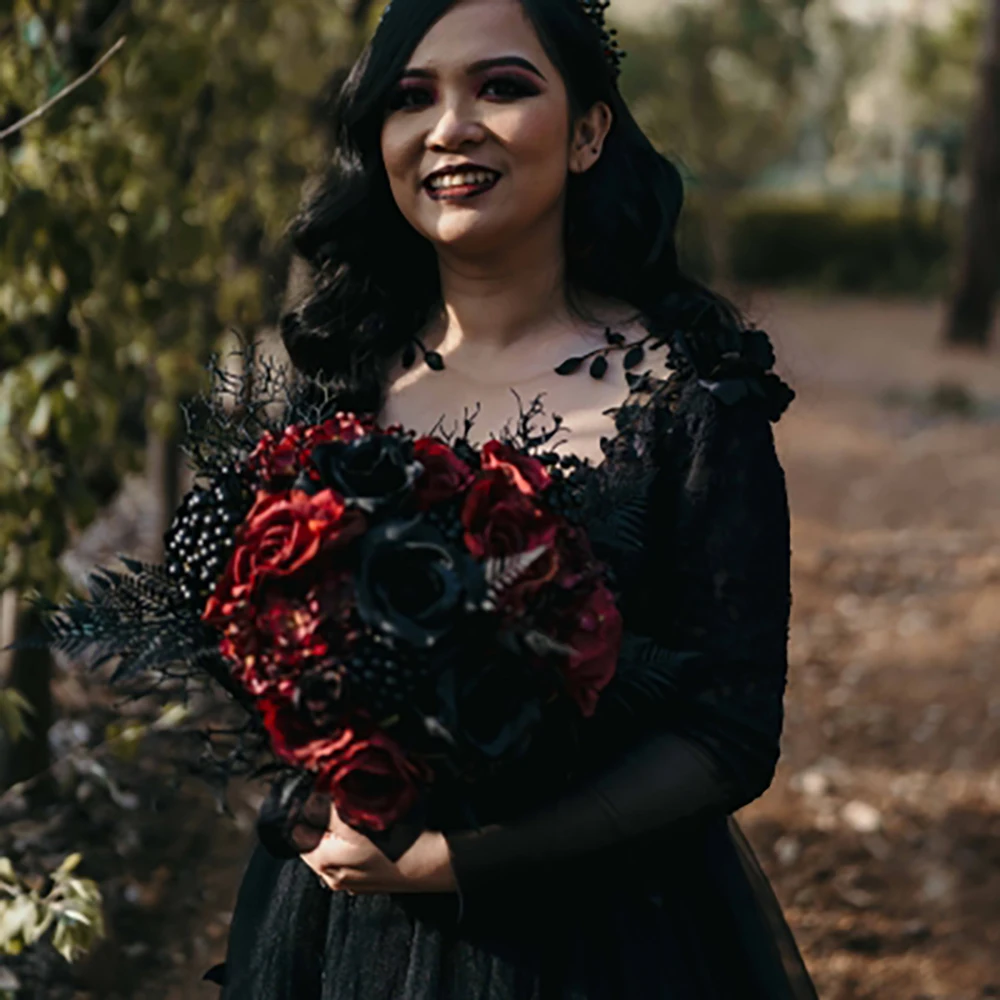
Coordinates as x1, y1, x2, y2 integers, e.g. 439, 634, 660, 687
37, 346, 624, 857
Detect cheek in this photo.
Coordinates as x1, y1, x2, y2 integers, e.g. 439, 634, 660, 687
491, 103, 570, 189
380, 122, 421, 212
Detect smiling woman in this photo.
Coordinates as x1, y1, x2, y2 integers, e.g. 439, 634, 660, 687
211, 1, 818, 998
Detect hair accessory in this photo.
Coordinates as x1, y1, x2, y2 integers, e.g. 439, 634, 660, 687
378, 0, 626, 80
578, 0, 625, 78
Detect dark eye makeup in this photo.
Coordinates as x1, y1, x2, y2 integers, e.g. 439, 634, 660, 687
387, 83, 436, 112
387, 57, 545, 114
479, 73, 542, 100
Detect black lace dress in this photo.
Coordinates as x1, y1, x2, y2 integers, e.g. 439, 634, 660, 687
209, 326, 819, 1000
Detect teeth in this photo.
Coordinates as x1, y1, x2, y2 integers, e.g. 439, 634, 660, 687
428, 170, 497, 191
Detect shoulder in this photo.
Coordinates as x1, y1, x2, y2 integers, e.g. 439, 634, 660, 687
613, 321, 793, 481
625, 320, 793, 441
664, 324, 794, 425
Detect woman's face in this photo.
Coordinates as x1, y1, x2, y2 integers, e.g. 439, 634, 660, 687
379, 0, 609, 259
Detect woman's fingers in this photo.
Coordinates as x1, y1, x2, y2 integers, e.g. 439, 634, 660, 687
316, 866, 374, 893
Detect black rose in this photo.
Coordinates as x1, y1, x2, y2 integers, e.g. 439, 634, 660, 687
433, 655, 543, 760
355, 516, 487, 649
310, 435, 423, 514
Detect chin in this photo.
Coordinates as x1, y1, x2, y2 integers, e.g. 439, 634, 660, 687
424, 216, 512, 256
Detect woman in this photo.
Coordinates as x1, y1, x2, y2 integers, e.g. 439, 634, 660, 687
213, 0, 818, 996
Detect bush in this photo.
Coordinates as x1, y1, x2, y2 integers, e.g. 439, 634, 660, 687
679, 195, 953, 295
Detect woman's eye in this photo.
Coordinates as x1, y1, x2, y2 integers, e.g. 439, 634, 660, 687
387, 86, 434, 112
480, 76, 539, 101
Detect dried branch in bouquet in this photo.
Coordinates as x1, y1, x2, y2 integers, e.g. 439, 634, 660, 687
503, 390, 567, 454
182, 336, 303, 478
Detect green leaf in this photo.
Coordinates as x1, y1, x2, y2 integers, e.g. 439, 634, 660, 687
26, 393, 53, 438
25, 351, 65, 388
0, 688, 35, 744
54, 854, 82, 877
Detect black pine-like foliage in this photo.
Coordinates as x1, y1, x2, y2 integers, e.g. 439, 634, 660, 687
29, 557, 252, 709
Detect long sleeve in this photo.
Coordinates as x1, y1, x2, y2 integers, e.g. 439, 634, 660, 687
445, 372, 792, 906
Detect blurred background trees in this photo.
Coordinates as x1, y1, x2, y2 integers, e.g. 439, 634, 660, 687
617, 0, 984, 300
620, 0, 822, 281
0, 0, 376, 790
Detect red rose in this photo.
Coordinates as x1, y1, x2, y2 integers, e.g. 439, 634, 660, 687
202, 488, 364, 622
481, 440, 551, 496
214, 574, 352, 700
411, 437, 475, 510
249, 415, 372, 486
318, 727, 430, 832
462, 470, 558, 563
258, 695, 350, 771
248, 426, 304, 484
305, 414, 371, 444
555, 583, 622, 717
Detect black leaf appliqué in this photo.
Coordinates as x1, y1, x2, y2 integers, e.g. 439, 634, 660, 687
589, 356, 609, 380
555, 357, 585, 376
623, 345, 645, 370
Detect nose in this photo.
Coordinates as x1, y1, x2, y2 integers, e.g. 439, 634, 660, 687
425, 100, 485, 152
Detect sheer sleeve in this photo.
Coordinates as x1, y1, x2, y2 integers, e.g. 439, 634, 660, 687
444, 366, 792, 911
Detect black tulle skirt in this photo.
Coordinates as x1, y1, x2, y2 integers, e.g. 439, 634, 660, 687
213, 816, 817, 1000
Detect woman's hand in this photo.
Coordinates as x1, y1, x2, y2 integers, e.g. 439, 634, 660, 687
299, 803, 457, 894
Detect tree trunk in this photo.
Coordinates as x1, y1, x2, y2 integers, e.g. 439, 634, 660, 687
146, 421, 181, 562
943, 0, 1000, 348
703, 191, 735, 291
345, 0, 377, 28
1, 598, 53, 790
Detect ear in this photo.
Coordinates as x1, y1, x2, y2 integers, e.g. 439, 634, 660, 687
568, 102, 613, 174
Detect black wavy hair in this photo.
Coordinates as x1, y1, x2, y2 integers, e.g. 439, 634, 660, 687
280, 0, 742, 414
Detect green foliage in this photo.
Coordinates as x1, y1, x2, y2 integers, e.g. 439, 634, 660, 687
0, 347, 128, 594
0, 0, 365, 596
0, 687, 34, 743
618, 0, 818, 192
0, 853, 105, 965
908, 1, 983, 131
681, 195, 951, 294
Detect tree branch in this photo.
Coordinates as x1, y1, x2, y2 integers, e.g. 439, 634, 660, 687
0, 34, 127, 143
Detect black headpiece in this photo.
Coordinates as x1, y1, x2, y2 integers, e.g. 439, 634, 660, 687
577, 0, 625, 79
378, 0, 626, 80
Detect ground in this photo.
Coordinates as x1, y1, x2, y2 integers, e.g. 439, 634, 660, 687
2, 291, 998, 999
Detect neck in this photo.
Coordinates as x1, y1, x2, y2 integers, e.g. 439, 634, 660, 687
430, 216, 577, 364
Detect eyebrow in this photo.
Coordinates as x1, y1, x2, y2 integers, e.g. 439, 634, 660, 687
399, 56, 547, 82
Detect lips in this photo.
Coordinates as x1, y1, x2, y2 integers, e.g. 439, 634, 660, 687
423, 166, 502, 201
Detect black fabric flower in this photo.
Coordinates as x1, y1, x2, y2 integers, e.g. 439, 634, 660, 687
668, 326, 794, 422
434, 654, 544, 760
355, 516, 487, 649
310, 435, 423, 513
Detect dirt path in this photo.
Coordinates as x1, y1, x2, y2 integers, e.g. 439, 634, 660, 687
742, 291, 1000, 999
